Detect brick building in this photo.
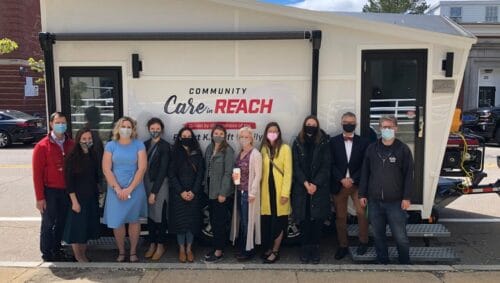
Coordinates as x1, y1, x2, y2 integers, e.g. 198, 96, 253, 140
0, 0, 46, 118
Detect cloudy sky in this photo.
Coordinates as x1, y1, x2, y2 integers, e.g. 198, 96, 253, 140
261, 0, 440, 12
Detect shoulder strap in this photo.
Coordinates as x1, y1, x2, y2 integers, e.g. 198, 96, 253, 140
187, 152, 198, 173
266, 147, 284, 176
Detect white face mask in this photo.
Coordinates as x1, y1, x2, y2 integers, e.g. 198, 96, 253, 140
119, 127, 132, 138
381, 128, 395, 141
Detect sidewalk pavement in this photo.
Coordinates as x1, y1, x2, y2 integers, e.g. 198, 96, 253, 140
2, 263, 500, 283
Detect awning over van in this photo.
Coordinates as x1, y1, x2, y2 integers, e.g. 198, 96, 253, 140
334, 12, 475, 39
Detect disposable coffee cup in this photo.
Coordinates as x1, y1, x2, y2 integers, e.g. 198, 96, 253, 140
233, 168, 241, 185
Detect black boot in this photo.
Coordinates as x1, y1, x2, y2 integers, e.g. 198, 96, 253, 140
300, 245, 310, 263
311, 245, 320, 264
357, 242, 369, 255
334, 247, 349, 260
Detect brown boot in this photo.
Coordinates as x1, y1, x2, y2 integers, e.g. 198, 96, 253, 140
144, 243, 156, 258
152, 244, 165, 261
187, 249, 194, 263
179, 247, 187, 263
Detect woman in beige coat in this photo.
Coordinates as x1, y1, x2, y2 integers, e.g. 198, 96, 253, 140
230, 126, 262, 261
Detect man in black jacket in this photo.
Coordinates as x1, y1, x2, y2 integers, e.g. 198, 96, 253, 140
331, 112, 370, 260
359, 115, 414, 264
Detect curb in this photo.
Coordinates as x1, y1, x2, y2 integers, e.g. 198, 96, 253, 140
2, 261, 500, 272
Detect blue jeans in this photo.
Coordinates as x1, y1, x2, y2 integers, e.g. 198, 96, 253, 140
238, 190, 251, 254
40, 188, 69, 260
176, 232, 194, 246
368, 201, 410, 264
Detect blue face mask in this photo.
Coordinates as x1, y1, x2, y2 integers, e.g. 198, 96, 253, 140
53, 123, 67, 134
381, 128, 395, 141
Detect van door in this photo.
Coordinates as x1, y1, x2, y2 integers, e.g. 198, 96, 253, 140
59, 67, 123, 141
361, 50, 427, 204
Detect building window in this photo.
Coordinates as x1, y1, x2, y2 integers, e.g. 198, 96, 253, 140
486, 6, 498, 22
450, 7, 462, 22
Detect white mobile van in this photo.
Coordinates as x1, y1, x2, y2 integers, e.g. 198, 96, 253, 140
39, 0, 475, 230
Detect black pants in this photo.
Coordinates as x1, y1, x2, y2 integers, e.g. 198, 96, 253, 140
147, 200, 168, 244
261, 167, 287, 251
300, 195, 322, 246
209, 199, 229, 251
40, 188, 69, 260
300, 218, 323, 246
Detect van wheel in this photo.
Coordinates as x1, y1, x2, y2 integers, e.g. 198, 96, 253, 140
199, 203, 213, 246
283, 217, 302, 245
0, 131, 12, 148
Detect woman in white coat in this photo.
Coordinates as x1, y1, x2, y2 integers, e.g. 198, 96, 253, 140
230, 126, 262, 261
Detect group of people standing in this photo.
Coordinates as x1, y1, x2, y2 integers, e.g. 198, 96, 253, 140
32, 111, 414, 265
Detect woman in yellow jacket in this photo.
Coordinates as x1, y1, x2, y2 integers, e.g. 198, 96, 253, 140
260, 122, 292, 264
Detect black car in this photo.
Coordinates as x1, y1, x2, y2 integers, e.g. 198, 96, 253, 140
462, 107, 500, 143
0, 110, 47, 148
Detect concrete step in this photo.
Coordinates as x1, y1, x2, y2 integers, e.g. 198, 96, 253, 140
349, 246, 459, 263
348, 224, 451, 238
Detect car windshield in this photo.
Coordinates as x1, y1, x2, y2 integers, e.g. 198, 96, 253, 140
0, 110, 35, 120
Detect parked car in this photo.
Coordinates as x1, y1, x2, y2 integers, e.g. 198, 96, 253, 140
0, 110, 46, 148
462, 107, 500, 143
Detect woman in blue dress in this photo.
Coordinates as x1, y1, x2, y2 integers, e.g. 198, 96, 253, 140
103, 116, 147, 262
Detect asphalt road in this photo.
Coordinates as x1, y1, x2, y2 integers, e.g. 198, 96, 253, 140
0, 144, 499, 264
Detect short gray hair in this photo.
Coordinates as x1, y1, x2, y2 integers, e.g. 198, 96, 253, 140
238, 126, 254, 145
379, 115, 398, 127
341, 112, 356, 120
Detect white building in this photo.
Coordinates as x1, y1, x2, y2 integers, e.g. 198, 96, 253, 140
428, 0, 500, 109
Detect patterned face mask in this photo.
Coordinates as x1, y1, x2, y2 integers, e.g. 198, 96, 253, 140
150, 131, 161, 139
80, 141, 93, 150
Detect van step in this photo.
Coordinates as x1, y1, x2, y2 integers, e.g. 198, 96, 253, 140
347, 224, 450, 238
349, 246, 458, 262
68, 237, 144, 250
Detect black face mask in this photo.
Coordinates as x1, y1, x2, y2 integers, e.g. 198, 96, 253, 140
304, 125, 318, 136
180, 138, 193, 148
342, 124, 356, 133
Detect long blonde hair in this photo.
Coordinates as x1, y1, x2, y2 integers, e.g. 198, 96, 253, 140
112, 116, 138, 140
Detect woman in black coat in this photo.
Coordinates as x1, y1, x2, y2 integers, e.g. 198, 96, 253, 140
169, 127, 204, 263
143, 118, 171, 261
292, 115, 331, 264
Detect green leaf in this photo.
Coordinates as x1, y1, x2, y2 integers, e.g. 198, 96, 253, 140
0, 38, 19, 54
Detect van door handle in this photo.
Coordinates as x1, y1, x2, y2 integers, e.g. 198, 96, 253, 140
418, 106, 424, 138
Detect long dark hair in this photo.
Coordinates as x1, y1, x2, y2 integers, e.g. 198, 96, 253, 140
260, 122, 283, 159
174, 127, 201, 154
298, 115, 321, 144
173, 127, 201, 173
211, 124, 229, 153
65, 128, 97, 174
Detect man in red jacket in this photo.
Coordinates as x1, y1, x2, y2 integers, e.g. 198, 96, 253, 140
32, 112, 74, 261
